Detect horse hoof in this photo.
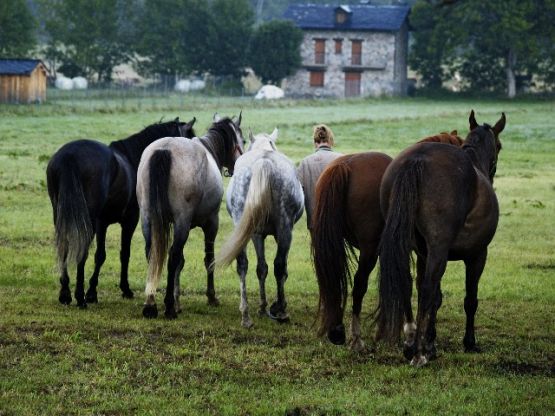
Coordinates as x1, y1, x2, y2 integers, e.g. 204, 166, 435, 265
59, 293, 72, 305
403, 342, 417, 361
207, 297, 220, 307
77, 301, 87, 310
121, 289, 134, 299
327, 324, 346, 345
241, 319, 254, 329
349, 337, 366, 353
268, 310, 290, 323
142, 304, 158, 319
410, 355, 429, 368
85, 291, 98, 304
464, 344, 481, 353
164, 308, 178, 320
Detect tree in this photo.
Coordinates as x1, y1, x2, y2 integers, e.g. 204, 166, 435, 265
204, 0, 254, 78
249, 20, 302, 84
134, 0, 212, 82
410, 0, 555, 96
40, 0, 136, 82
0, 0, 37, 58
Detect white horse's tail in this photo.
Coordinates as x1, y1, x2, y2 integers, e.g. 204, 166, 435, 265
216, 159, 272, 267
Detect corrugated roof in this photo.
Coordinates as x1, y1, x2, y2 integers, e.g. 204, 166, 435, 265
0, 59, 44, 75
283, 4, 410, 32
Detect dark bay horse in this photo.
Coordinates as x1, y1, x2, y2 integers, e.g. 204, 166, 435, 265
46, 117, 196, 308
312, 131, 463, 351
215, 130, 304, 327
137, 115, 244, 319
376, 111, 505, 366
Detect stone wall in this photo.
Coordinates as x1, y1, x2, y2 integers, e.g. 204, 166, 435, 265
284, 29, 407, 98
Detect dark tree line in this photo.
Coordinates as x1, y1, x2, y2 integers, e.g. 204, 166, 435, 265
410, 0, 555, 96
1, 0, 302, 85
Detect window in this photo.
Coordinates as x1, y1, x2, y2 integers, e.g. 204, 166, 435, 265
310, 71, 324, 87
314, 39, 326, 64
334, 39, 343, 54
351, 40, 362, 65
336, 11, 347, 24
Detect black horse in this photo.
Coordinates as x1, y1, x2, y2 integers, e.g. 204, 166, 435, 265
46, 117, 196, 308
376, 111, 505, 366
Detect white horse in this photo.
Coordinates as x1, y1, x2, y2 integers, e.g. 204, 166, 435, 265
137, 114, 245, 319
216, 129, 304, 327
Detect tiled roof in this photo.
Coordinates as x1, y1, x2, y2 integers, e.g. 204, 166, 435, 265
284, 4, 410, 32
0, 59, 44, 75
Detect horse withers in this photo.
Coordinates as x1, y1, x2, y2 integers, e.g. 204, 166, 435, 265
216, 129, 304, 328
312, 131, 463, 352
46, 117, 196, 308
376, 111, 506, 366
137, 114, 245, 319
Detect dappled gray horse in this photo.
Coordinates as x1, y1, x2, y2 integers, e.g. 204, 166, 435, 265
137, 115, 244, 319
216, 129, 304, 327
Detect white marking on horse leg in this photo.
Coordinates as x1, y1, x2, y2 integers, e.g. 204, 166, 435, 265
404, 322, 417, 345
144, 294, 156, 306
410, 354, 428, 368
349, 314, 366, 352
239, 274, 253, 328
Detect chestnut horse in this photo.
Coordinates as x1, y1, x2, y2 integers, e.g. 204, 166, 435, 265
376, 111, 505, 366
312, 131, 463, 351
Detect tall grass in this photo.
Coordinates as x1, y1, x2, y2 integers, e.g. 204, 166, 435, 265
0, 97, 553, 415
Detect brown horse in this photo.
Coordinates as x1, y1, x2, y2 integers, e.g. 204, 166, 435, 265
376, 111, 505, 366
311, 131, 463, 351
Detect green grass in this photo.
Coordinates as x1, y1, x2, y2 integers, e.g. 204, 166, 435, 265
0, 96, 554, 415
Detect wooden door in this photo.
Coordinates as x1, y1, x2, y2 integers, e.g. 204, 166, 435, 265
345, 72, 361, 97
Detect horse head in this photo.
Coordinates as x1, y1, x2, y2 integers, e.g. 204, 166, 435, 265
177, 117, 197, 138
465, 110, 506, 182
248, 128, 278, 152
209, 113, 244, 177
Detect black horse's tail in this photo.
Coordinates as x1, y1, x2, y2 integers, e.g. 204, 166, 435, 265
375, 159, 422, 343
311, 161, 356, 341
146, 149, 173, 290
49, 159, 93, 271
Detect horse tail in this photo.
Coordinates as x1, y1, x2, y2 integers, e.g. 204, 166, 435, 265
311, 161, 355, 338
49, 158, 93, 271
216, 158, 272, 267
145, 149, 173, 295
375, 159, 422, 344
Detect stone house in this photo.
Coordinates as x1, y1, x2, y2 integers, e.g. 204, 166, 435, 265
283, 4, 410, 98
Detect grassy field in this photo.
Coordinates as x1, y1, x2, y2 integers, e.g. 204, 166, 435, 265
0, 96, 554, 415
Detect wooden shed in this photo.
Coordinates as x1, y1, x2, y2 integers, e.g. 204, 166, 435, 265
0, 59, 48, 104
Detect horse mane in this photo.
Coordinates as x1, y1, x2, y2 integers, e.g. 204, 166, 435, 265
203, 118, 241, 167
418, 131, 463, 146
110, 120, 187, 168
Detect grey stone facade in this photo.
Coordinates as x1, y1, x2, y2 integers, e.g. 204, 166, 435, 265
284, 23, 408, 98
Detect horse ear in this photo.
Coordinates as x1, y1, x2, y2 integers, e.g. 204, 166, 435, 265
248, 128, 255, 142
469, 110, 478, 130
492, 112, 506, 135
237, 110, 242, 126
187, 117, 196, 127
174, 117, 180, 122
270, 127, 278, 141
213, 113, 221, 122
450, 130, 458, 136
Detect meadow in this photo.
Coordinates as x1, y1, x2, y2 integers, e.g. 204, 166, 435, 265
0, 95, 554, 415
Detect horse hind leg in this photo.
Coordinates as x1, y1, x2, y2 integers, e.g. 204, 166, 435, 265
236, 249, 253, 328
203, 217, 220, 306
252, 235, 268, 316
58, 256, 72, 305
118, 214, 138, 299
349, 248, 377, 352
164, 224, 189, 319
463, 250, 487, 353
75, 249, 90, 309
85, 221, 108, 304
411, 248, 448, 367
269, 229, 292, 323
